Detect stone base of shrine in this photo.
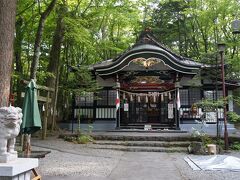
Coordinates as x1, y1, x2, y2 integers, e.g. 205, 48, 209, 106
0, 158, 38, 180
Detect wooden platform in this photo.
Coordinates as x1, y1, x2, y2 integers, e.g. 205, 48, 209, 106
18, 151, 51, 158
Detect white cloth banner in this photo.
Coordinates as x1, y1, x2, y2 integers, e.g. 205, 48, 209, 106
184, 155, 240, 171
177, 88, 180, 110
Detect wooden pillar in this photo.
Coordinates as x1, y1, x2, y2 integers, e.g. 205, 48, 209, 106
42, 91, 50, 139
93, 92, 97, 122
71, 93, 75, 133
174, 89, 178, 129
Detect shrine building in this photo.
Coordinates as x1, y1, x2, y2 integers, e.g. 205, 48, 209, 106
68, 30, 238, 131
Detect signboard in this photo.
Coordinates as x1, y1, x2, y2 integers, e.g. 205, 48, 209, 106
144, 124, 152, 130
124, 103, 129, 111
168, 103, 174, 119
205, 112, 217, 123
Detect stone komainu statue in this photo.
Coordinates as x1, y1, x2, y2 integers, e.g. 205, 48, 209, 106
0, 106, 22, 163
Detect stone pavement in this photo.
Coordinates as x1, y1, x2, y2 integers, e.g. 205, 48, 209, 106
41, 152, 183, 180
31, 135, 240, 180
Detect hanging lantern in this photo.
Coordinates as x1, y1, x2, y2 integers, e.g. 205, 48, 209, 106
232, 19, 240, 34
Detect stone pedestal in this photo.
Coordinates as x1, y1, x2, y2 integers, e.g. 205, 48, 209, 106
0, 153, 17, 164
0, 158, 38, 180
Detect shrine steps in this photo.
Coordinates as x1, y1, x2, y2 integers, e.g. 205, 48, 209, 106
91, 133, 196, 153
90, 144, 187, 153
119, 124, 178, 130
90, 140, 190, 153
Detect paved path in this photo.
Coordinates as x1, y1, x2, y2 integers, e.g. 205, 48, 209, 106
31, 137, 240, 180
42, 152, 183, 180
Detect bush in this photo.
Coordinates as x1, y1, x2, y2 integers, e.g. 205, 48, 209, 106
76, 134, 94, 144
200, 134, 213, 147
230, 142, 240, 151
191, 127, 213, 148
63, 134, 94, 144
227, 112, 240, 123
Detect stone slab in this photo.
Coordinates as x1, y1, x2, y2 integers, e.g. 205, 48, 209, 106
0, 158, 38, 176
0, 154, 18, 163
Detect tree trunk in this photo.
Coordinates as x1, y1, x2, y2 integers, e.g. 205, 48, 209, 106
30, 0, 57, 80
0, 0, 17, 107
15, 17, 24, 107
46, 4, 66, 130
46, 4, 65, 88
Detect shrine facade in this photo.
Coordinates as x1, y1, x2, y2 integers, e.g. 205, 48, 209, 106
70, 30, 236, 131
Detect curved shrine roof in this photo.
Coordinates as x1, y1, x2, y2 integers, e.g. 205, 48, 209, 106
92, 31, 205, 76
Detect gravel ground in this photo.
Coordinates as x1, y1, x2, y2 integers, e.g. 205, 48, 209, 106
32, 137, 124, 177
31, 137, 240, 180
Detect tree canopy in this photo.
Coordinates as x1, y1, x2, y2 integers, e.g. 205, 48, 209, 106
6, 0, 240, 127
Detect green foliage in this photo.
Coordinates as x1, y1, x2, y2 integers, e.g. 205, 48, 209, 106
233, 96, 240, 107
201, 134, 213, 147
63, 134, 94, 144
227, 112, 240, 123
230, 142, 240, 151
150, 0, 240, 78
216, 139, 224, 149
196, 99, 224, 112
65, 66, 101, 94
13, 0, 240, 123
191, 128, 213, 147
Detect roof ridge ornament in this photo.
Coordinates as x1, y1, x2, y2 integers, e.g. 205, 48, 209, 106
132, 58, 160, 69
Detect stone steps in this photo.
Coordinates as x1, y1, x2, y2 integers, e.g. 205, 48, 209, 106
90, 144, 188, 153
88, 131, 199, 152
93, 140, 191, 148
90, 137, 192, 152
91, 134, 198, 142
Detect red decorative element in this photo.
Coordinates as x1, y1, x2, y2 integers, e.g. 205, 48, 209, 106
116, 98, 120, 106
116, 91, 120, 110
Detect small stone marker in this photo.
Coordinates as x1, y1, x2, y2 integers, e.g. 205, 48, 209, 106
207, 144, 217, 155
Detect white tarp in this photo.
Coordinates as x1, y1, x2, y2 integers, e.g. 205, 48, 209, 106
184, 155, 240, 172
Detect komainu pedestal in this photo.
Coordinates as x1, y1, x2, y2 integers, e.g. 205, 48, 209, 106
0, 106, 22, 163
